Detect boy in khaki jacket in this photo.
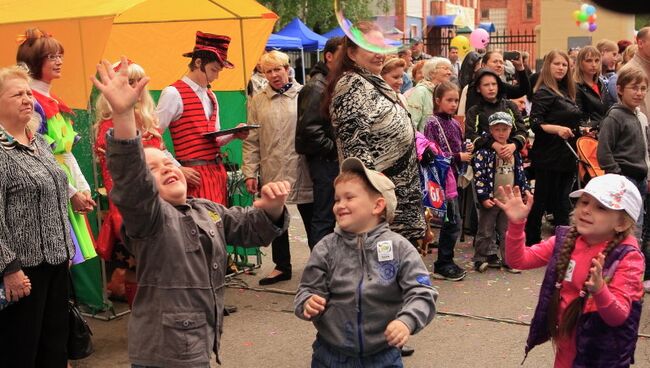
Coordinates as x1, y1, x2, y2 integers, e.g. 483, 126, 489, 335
94, 57, 290, 368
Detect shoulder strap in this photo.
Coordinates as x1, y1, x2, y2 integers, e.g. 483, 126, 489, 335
431, 115, 452, 153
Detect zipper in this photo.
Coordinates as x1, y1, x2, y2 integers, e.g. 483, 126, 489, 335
356, 233, 367, 359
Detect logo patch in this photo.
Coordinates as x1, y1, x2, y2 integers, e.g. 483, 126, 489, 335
207, 211, 221, 223
416, 274, 432, 286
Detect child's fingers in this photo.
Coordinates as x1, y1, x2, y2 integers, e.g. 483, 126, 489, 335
312, 294, 327, 306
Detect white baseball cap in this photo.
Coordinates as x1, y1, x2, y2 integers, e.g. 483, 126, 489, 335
569, 174, 642, 220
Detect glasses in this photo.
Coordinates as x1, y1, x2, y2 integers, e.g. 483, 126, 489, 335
45, 54, 64, 61
625, 86, 648, 93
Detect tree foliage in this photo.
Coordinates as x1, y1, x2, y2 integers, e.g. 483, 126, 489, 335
261, 0, 392, 34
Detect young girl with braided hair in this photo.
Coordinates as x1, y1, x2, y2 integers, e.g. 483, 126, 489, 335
495, 174, 645, 367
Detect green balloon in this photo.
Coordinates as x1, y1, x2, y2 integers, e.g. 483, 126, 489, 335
578, 12, 588, 22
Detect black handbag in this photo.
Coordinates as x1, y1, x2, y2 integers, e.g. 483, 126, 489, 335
67, 282, 94, 360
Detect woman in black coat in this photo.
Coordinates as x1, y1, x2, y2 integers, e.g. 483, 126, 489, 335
574, 46, 608, 131
526, 50, 583, 245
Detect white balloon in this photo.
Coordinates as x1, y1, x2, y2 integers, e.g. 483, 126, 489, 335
581, 3, 589, 12
579, 21, 590, 31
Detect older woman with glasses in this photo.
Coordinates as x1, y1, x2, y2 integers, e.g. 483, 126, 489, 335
0, 65, 74, 367
406, 57, 453, 131
16, 28, 97, 266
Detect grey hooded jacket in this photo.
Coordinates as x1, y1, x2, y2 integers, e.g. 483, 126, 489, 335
294, 223, 437, 357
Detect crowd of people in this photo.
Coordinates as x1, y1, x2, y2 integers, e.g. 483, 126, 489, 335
0, 21, 649, 368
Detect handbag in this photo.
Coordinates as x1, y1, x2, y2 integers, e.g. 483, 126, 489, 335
419, 155, 450, 224
68, 278, 94, 360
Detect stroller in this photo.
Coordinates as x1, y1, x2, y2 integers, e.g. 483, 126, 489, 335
568, 136, 605, 188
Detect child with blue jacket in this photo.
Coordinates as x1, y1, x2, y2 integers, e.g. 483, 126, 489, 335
294, 157, 437, 368
472, 112, 530, 273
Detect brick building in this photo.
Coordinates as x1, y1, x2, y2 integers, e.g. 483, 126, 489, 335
479, 0, 540, 34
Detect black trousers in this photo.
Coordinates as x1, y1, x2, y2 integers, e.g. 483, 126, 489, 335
526, 168, 574, 245
272, 203, 314, 274
307, 158, 339, 247
0, 262, 70, 368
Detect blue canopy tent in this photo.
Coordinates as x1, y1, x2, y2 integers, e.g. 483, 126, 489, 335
322, 26, 345, 39
276, 18, 327, 82
265, 33, 306, 82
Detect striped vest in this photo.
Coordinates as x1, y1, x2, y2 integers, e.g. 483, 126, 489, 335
169, 80, 220, 160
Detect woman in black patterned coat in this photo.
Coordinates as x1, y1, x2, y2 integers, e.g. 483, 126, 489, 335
325, 23, 426, 243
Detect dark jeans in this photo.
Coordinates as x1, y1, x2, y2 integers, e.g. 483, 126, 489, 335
272, 203, 314, 274
0, 262, 69, 368
308, 158, 339, 247
311, 339, 403, 368
526, 168, 574, 246
435, 197, 461, 268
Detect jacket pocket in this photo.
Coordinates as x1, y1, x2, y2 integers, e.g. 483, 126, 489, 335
161, 312, 208, 361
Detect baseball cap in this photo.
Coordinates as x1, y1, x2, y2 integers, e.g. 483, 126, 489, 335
340, 157, 397, 223
569, 174, 642, 220
488, 111, 513, 127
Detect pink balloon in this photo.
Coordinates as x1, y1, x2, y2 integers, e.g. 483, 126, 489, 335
469, 28, 490, 49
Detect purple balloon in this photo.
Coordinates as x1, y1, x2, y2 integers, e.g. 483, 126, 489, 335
589, 23, 598, 32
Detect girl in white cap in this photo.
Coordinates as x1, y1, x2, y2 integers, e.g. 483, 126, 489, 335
495, 174, 645, 368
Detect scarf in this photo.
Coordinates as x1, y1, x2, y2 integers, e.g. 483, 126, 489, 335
271, 82, 293, 95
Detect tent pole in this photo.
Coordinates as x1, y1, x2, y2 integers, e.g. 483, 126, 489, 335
301, 48, 306, 84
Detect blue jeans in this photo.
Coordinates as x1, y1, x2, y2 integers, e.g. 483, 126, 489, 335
308, 158, 339, 247
311, 339, 403, 368
435, 197, 461, 268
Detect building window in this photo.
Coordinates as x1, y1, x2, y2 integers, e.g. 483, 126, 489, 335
526, 0, 533, 19
481, 9, 489, 20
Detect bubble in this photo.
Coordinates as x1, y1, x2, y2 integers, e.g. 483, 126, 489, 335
333, 0, 400, 54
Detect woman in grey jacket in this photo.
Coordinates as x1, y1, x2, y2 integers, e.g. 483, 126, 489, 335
0, 66, 74, 367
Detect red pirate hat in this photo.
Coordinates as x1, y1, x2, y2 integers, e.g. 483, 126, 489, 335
182, 31, 234, 69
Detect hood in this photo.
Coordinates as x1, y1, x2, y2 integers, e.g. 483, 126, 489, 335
471, 68, 507, 101
309, 61, 329, 78
333, 222, 391, 250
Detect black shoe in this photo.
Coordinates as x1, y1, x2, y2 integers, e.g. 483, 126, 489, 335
487, 254, 502, 268
258, 271, 291, 285
503, 264, 522, 274
432, 264, 467, 281
400, 344, 415, 357
223, 305, 238, 316
474, 261, 488, 273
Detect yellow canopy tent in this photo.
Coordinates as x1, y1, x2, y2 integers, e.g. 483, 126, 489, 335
0, 0, 277, 314
0, 0, 277, 108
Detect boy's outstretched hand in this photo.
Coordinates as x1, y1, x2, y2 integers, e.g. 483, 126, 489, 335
90, 56, 149, 139
385, 320, 410, 348
303, 294, 327, 319
493, 185, 533, 223
253, 181, 290, 221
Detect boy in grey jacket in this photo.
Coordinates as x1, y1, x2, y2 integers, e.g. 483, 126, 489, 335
294, 157, 437, 367
93, 58, 290, 368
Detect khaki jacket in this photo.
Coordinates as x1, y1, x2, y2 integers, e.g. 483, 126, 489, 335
106, 134, 288, 367
243, 82, 313, 204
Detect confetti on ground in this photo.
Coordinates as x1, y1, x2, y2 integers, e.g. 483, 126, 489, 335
243, 342, 253, 347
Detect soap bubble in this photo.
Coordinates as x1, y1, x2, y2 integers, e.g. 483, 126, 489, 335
333, 0, 401, 54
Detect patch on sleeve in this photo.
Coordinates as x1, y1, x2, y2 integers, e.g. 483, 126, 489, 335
416, 274, 432, 286
207, 211, 221, 223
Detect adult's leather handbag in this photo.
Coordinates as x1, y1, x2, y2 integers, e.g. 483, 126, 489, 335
68, 300, 94, 360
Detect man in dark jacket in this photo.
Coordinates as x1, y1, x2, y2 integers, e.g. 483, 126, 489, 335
295, 37, 343, 246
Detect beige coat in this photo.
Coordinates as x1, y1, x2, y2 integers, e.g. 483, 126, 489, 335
624, 54, 650, 116
243, 82, 313, 204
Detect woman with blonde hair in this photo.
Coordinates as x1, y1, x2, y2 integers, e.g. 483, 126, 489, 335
94, 61, 162, 306
574, 46, 608, 130
526, 50, 582, 245
407, 57, 453, 131
0, 65, 75, 367
381, 57, 408, 105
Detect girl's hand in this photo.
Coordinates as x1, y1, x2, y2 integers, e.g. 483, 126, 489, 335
465, 142, 474, 153
585, 253, 606, 294
91, 57, 149, 116
253, 181, 291, 221
494, 185, 533, 223
557, 126, 574, 140
385, 320, 410, 347
482, 199, 495, 208
303, 294, 327, 319
459, 152, 473, 162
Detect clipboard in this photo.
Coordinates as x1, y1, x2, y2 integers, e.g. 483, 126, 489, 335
202, 125, 260, 138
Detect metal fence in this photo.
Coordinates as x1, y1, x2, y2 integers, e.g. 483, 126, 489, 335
424, 28, 537, 69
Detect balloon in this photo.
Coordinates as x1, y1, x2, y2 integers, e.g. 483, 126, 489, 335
572, 10, 581, 21
333, 0, 398, 54
586, 5, 596, 15
580, 21, 590, 31
581, 3, 589, 12
578, 12, 588, 22
450, 35, 471, 57
588, 14, 597, 23
589, 23, 598, 32
469, 28, 490, 49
